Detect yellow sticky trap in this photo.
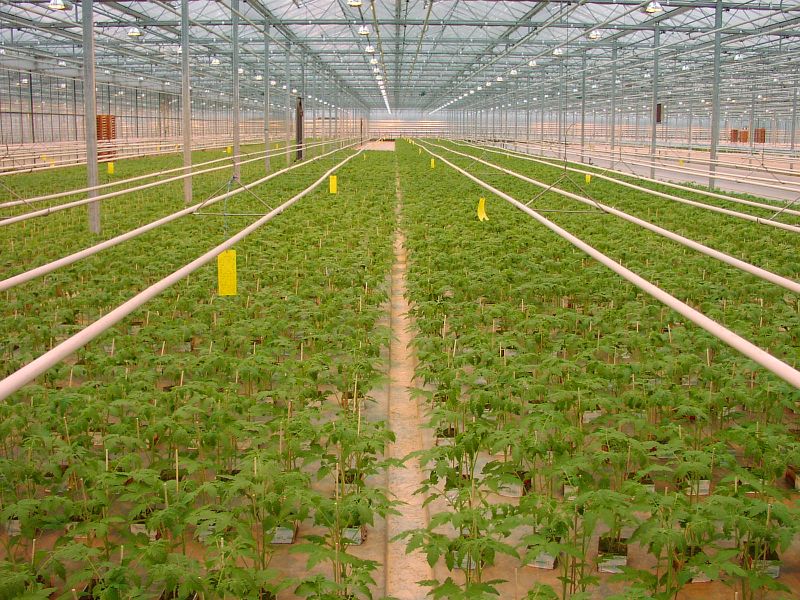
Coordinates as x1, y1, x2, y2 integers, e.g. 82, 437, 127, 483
679, 159, 685, 166
430, 158, 435, 169
217, 250, 237, 296
107, 162, 115, 175
157, 145, 161, 152
418, 148, 421, 155
329, 175, 338, 194
477, 197, 489, 222
584, 174, 591, 184
226, 146, 233, 155
40, 154, 48, 161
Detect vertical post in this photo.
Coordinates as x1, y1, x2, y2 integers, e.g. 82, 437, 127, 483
688, 88, 694, 152
264, 24, 270, 172
580, 52, 587, 163
790, 85, 797, 153
82, 0, 100, 234
285, 43, 291, 167
231, 0, 241, 180
180, 0, 192, 204
610, 45, 617, 152
708, 0, 723, 189
299, 54, 305, 158
650, 25, 659, 179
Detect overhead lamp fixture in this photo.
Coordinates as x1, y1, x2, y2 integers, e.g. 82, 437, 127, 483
358, 25, 370, 36
127, 26, 143, 38
347, 0, 363, 7
57, 59, 67, 67
210, 56, 220, 66
553, 48, 564, 56
477, 86, 482, 91
486, 81, 492, 87
270, 79, 277, 86
528, 59, 537, 67
509, 69, 518, 76
587, 30, 601, 41
496, 76, 503, 82
255, 74, 263, 81
370, 58, 378, 65
365, 45, 375, 53
48, 0, 67, 10
238, 67, 244, 75
734, 53, 744, 61
644, 1, 664, 14
292, 88, 297, 93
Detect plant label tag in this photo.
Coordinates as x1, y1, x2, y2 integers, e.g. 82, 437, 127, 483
217, 250, 237, 296
329, 175, 338, 194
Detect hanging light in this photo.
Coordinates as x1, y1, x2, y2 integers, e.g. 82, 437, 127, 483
347, 0, 363, 7
553, 48, 564, 56
292, 88, 297, 93
644, 1, 664, 14
373, 67, 380, 73
365, 45, 375, 53
358, 25, 370, 36
255, 74, 263, 81
528, 59, 537, 67
57, 59, 67, 67
127, 26, 143, 38
509, 69, 517, 76
734, 53, 744, 61
496, 76, 503, 82
237, 67, 244, 74
587, 30, 601, 41
48, 0, 67, 9
270, 79, 276, 86
369, 58, 378, 65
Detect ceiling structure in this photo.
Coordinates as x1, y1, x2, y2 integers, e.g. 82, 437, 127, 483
0, 0, 799, 121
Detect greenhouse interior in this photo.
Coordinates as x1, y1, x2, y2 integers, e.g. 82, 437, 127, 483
1, 0, 800, 598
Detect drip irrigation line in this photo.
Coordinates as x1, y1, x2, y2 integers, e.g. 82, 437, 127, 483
464, 141, 800, 234
0, 143, 357, 294
417, 141, 800, 391
0, 150, 362, 402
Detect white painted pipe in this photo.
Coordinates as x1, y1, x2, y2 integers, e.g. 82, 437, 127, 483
0, 137, 358, 227
0, 150, 361, 402
429, 141, 800, 295
0, 143, 357, 293
418, 141, 800, 390
0, 139, 334, 209
480, 140, 800, 219
462, 141, 800, 234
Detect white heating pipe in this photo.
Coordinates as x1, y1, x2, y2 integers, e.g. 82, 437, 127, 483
0, 139, 333, 209
0, 143, 357, 292
461, 141, 800, 234
417, 141, 800, 390
470, 140, 800, 219
0, 150, 361, 402
427, 141, 800, 294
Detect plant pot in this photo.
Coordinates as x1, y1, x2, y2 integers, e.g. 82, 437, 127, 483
674, 546, 712, 583
270, 522, 298, 545
435, 425, 457, 447
582, 409, 602, 424
525, 541, 560, 570
745, 543, 781, 579
562, 483, 579, 500
684, 479, 711, 496
598, 535, 628, 573
784, 465, 800, 490
4, 518, 21, 537
342, 525, 367, 545
130, 522, 160, 542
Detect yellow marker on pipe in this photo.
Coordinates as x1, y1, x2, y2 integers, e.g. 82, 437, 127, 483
477, 197, 489, 221
329, 175, 338, 194
217, 250, 237, 296
107, 162, 115, 175
430, 158, 435, 169
585, 174, 591, 184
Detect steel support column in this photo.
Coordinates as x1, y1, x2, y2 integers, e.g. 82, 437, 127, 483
231, 0, 241, 180
650, 25, 659, 179
264, 24, 271, 172
580, 52, 587, 163
181, 0, 192, 204
285, 43, 291, 167
611, 45, 617, 152
82, 0, 100, 234
708, 0, 723, 189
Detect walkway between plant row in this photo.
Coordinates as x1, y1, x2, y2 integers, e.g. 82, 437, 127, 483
384, 167, 433, 599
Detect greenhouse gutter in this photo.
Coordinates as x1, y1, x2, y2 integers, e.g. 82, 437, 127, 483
428, 140, 800, 295
0, 149, 361, 402
417, 141, 800, 391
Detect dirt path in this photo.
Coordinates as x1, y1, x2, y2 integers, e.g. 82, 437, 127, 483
384, 167, 433, 599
